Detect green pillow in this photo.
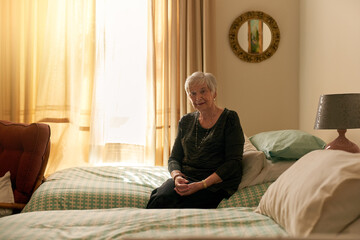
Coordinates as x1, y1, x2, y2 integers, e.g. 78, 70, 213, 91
249, 130, 326, 162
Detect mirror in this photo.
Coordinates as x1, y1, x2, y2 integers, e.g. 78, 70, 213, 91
229, 11, 280, 63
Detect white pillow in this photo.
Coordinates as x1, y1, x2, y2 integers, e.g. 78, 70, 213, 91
247, 159, 296, 186
243, 133, 258, 152
238, 150, 265, 189
255, 150, 360, 237
240, 133, 294, 189
0, 171, 14, 217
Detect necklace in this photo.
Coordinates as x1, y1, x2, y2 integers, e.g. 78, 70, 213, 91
195, 119, 211, 149
195, 113, 212, 149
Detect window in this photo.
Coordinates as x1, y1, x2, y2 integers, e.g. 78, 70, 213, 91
91, 0, 148, 165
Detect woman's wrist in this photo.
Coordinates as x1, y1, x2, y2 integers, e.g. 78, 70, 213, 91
171, 171, 183, 181
201, 180, 207, 189
173, 174, 182, 181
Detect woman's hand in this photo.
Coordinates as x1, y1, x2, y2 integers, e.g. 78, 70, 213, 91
171, 171, 222, 196
171, 170, 192, 195
173, 176, 189, 194
174, 180, 203, 196
174, 172, 223, 196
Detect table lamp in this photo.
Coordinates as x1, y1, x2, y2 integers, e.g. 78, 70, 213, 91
314, 93, 360, 153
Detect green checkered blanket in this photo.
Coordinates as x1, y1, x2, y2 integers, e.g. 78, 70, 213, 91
1, 207, 287, 239
218, 182, 272, 208
22, 166, 271, 212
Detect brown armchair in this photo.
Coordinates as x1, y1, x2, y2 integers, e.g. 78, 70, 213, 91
0, 120, 51, 212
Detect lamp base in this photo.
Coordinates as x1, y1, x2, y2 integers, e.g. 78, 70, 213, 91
325, 129, 360, 153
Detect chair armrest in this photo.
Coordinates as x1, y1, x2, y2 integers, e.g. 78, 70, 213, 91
0, 202, 27, 210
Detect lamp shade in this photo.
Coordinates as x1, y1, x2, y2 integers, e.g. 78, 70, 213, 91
314, 93, 360, 130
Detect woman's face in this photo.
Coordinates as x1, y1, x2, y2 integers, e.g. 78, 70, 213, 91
188, 82, 216, 111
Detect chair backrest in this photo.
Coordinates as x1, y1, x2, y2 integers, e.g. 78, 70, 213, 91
0, 120, 51, 204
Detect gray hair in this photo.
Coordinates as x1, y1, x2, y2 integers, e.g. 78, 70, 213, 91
184, 72, 217, 95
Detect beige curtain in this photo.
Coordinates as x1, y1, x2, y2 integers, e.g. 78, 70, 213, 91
146, 0, 213, 166
0, 0, 95, 175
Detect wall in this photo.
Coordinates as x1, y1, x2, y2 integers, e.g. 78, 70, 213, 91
209, 0, 300, 136
211, 0, 360, 147
299, 0, 360, 146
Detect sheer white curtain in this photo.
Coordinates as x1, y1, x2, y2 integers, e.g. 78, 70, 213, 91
90, 0, 148, 165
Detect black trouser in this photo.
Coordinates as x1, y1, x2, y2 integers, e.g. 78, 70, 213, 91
146, 178, 226, 209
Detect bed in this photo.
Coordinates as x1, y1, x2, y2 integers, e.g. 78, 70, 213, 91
0, 130, 359, 240
21, 166, 272, 212
2, 207, 288, 239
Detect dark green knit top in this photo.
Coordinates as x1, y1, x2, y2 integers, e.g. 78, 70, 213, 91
168, 108, 244, 197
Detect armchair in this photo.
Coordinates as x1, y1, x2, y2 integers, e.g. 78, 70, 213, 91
0, 120, 51, 213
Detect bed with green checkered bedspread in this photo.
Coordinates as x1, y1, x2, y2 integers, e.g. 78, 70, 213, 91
22, 166, 272, 212
0, 166, 288, 239
1, 207, 287, 239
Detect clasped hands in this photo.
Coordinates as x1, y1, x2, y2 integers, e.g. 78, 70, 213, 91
173, 173, 204, 196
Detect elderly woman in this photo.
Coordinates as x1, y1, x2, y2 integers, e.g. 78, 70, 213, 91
146, 71, 244, 209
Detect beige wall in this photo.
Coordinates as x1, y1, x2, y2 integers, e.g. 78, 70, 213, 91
212, 0, 360, 147
299, 0, 360, 146
210, 0, 300, 136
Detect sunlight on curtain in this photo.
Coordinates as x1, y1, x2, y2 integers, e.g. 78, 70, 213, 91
0, 0, 47, 123
38, 0, 95, 174
0, 0, 95, 176
0, 0, 212, 171
90, 0, 148, 166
